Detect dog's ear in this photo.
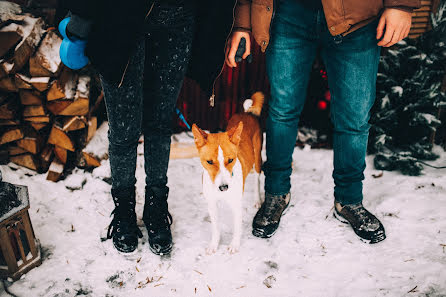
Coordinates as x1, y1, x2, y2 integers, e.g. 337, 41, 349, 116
227, 121, 243, 146
192, 124, 208, 148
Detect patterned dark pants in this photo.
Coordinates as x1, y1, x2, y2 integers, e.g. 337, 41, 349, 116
101, 3, 196, 190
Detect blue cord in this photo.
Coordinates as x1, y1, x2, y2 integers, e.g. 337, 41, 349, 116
175, 108, 191, 130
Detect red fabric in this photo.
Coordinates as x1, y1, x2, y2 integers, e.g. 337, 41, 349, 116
176, 38, 269, 132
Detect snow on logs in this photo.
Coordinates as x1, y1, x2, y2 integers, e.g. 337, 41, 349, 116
0, 5, 104, 181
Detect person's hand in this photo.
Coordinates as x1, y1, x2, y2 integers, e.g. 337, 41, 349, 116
377, 8, 412, 47
225, 31, 251, 68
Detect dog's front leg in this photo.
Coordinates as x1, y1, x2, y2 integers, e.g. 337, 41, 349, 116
228, 197, 242, 254
206, 198, 220, 254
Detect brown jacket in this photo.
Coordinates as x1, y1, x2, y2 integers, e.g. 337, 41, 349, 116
234, 0, 422, 52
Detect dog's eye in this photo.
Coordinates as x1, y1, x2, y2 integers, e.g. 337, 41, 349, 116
228, 158, 234, 164
207, 160, 214, 165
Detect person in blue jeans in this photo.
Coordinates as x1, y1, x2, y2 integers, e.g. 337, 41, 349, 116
226, 0, 420, 243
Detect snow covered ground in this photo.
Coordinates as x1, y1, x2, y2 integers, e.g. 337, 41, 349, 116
1, 132, 445, 297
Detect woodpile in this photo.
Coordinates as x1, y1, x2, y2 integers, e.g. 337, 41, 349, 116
0, 5, 105, 182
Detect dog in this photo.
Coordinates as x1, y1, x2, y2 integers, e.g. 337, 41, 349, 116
192, 92, 264, 254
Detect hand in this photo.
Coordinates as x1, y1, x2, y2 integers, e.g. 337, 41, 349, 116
377, 8, 412, 47
225, 31, 251, 68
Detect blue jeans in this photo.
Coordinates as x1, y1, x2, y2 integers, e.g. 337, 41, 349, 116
264, 0, 381, 205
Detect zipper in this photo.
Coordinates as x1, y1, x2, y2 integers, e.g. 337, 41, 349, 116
118, 1, 156, 88
209, 0, 238, 107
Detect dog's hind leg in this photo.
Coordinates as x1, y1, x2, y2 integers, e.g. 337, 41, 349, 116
253, 130, 263, 208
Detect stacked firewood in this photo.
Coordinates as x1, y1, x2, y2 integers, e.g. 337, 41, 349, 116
0, 4, 104, 181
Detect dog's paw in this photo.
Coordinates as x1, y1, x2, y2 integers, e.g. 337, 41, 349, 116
206, 243, 218, 255
254, 201, 262, 209
227, 242, 240, 254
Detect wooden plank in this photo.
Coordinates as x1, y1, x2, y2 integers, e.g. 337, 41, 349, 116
0, 227, 19, 274
0, 31, 21, 58
46, 80, 65, 101
0, 119, 20, 126
46, 99, 72, 115
16, 134, 43, 154
29, 77, 50, 92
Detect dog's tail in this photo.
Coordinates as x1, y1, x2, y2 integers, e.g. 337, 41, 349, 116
243, 92, 265, 117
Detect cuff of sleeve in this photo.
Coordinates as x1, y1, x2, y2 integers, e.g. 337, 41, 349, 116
66, 14, 92, 39
234, 3, 251, 31
383, 0, 421, 9
385, 6, 414, 13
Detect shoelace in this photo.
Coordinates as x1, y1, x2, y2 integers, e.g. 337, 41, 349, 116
343, 204, 375, 228
107, 208, 143, 239
262, 194, 287, 219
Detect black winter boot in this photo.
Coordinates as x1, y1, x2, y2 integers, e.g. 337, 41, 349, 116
334, 201, 386, 244
143, 185, 173, 255
252, 192, 291, 238
107, 187, 143, 253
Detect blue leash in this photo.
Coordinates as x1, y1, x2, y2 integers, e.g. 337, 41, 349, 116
175, 108, 191, 130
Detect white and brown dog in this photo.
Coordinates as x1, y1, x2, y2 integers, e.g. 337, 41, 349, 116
192, 92, 264, 254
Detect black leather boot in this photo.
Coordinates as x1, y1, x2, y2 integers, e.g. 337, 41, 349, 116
143, 185, 173, 255
107, 187, 143, 253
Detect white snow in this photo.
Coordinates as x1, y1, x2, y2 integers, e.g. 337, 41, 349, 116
83, 122, 108, 160
33, 30, 62, 74
0, 134, 445, 297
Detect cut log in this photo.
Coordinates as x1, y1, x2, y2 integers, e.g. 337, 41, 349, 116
10, 153, 39, 171
78, 121, 108, 168
62, 116, 87, 132
0, 94, 19, 119
47, 125, 75, 151
19, 89, 42, 105
46, 80, 65, 101
24, 115, 50, 123
16, 135, 43, 155
14, 73, 33, 89
0, 148, 8, 165
58, 98, 89, 116
54, 145, 67, 164
0, 75, 18, 92
0, 119, 20, 126
39, 144, 53, 172
3, 16, 45, 73
46, 159, 64, 182
80, 152, 101, 167
46, 99, 72, 115
0, 60, 14, 79
29, 30, 62, 77
7, 146, 27, 156
0, 126, 23, 145
23, 105, 45, 117
29, 77, 50, 91
0, 31, 21, 58
15, 74, 50, 91
30, 122, 47, 130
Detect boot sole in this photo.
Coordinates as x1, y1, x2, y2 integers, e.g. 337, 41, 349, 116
333, 210, 386, 244
252, 201, 291, 238
149, 243, 173, 256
